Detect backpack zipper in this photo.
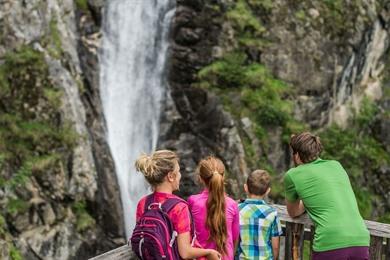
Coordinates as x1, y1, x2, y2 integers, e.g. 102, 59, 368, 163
142, 216, 172, 247
132, 231, 169, 259
139, 237, 144, 259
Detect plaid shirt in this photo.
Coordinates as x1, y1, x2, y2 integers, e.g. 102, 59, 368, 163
236, 199, 283, 260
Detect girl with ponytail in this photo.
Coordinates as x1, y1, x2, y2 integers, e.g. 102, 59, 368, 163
188, 156, 240, 260
133, 150, 220, 260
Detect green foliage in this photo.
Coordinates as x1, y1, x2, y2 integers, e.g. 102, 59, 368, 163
8, 161, 32, 190
319, 0, 367, 39
227, 0, 266, 48
10, 245, 23, 260
378, 212, 390, 224
198, 52, 246, 88
0, 47, 47, 111
227, 0, 264, 33
0, 214, 6, 237
49, 18, 63, 58
200, 52, 301, 129
241, 134, 257, 168
269, 178, 284, 201
75, 0, 89, 11
241, 79, 291, 127
353, 97, 379, 129
0, 114, 77, 164
72, 201, 95, 232
320, 125, 389, 179
247, 0, 273, 12
302, 240, 311, 260
0, 46, 78, 223
319, 96, 390, 219
294, 10, 306, 21
353, 188, 373, 219
198, 51, 306, 194
7, 198, 29, 216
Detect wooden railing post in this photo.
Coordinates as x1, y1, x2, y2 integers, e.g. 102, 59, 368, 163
285, 222, 305, 260
309, 225, 315, 259
385, 238, 390, 260
293, 223, 305, 260
285, 222, 293, 260
369, 236, 383, 260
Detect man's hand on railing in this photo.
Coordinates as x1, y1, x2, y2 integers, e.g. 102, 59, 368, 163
286, 200, 305, 218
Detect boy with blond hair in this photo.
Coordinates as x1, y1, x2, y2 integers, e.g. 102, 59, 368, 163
236, 170, 282, 260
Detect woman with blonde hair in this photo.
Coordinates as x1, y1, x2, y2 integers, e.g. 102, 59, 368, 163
188, 156, 240, 259
130, 150, 220, 260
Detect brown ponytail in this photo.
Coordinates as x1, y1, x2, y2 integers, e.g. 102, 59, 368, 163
135, 150, 178, 186
197, 156, 227, 255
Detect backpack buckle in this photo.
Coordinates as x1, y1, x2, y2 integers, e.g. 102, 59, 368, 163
147, 202, 162, 210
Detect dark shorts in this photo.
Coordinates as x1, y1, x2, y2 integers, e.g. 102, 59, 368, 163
312, 246, 369, 260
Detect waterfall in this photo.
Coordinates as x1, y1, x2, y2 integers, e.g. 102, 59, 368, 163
99, 0, 176, 238
330, 20, 388, 127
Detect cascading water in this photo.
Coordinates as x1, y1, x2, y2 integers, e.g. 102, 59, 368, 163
330, 20, 388, 126
99, 0, 176, 238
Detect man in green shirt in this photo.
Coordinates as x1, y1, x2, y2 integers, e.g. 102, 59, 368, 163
284, 132, 370, 260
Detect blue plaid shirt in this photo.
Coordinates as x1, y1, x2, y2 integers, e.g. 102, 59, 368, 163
236, 199, 283, 260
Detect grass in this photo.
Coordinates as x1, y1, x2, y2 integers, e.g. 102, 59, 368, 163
226, 0, 266, 48
75, 0, 89, 12
72, 201, 96, 232
0, 46, 79, 228
48, 17, 63, 58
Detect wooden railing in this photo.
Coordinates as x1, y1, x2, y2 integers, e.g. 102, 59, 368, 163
272, 205, 390, 260
90, 204, 390, 260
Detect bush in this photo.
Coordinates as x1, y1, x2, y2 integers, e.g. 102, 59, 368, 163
72, 201, 95, 232
226, 0, 266, 48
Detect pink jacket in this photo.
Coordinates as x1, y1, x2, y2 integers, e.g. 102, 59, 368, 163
188, 189, 240, 260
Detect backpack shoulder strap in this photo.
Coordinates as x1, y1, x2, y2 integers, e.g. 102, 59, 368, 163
161, 197, 186, 213
143, 194, 155, 212
161, 197, 196, 240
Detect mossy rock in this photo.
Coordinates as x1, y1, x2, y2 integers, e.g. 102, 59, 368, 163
0, 46, 78, 235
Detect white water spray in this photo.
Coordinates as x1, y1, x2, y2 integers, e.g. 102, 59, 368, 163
99, 0, 176, 238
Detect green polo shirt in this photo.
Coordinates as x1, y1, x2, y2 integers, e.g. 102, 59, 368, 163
284, 158, 369, 252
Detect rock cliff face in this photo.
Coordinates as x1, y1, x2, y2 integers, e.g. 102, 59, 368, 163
0, 0, 389, 259
166, 0, 390, 218
0, 0, 124, 258
159, 0, 249, 198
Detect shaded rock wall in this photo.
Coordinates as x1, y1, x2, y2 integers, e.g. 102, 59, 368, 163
165, 0, 390, 215
0, 0, 124, 258
160, 0, 248, 198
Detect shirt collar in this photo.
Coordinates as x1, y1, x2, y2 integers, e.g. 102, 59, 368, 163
297, 158, 323, 168
153, 191, 174, 198
244, 198, 266, 205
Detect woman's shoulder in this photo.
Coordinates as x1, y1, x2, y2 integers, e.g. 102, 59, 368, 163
137, 194, 150, 207
168, 194, 189, 210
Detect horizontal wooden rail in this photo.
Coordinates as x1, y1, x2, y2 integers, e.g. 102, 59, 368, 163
90, 204, 390, 260
272, 205, 390, 238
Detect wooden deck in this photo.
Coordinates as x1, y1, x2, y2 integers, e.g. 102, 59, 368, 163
90, 204, 390, 260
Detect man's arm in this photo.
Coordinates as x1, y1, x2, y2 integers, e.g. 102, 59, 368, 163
286, 199, 305, 218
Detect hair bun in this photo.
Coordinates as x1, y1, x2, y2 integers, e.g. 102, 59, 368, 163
135, 153, 155, 177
